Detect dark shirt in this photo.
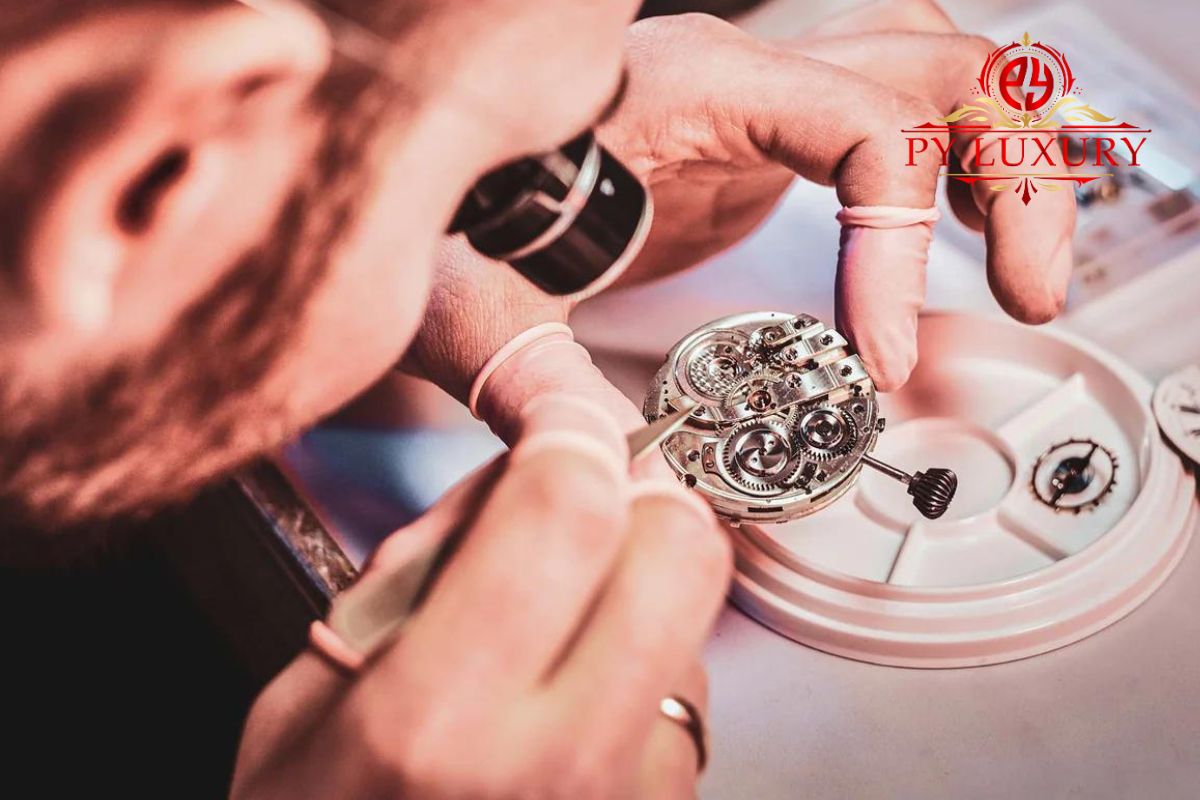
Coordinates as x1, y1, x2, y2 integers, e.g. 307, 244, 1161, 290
2, 515, 259, 798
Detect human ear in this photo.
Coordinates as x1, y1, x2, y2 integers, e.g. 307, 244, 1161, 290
19, 0, 330, 336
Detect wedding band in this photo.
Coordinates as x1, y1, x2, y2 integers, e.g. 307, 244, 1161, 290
659, 694, 708, 772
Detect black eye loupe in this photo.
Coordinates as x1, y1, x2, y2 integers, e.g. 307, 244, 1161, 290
448, 130, 652, 297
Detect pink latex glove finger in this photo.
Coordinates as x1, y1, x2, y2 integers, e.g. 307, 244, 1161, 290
470, 323, 676, 482
835, 205, 939, 391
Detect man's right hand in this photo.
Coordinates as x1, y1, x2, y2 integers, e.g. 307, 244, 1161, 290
230, 396, 731, 799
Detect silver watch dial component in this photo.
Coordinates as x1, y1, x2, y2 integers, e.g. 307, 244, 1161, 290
681, 335, 751, 402
643, 312, 884, 524
1153, 364, 1200, 467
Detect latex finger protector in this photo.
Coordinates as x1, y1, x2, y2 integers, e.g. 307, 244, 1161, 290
468, 322, 574, 419
511, 430, 630, 481
308, 620, 366, 676
964, 136, 1075, 323
471, 323, 647, 444
325, 391, 637, 675
835, 205, 940, 391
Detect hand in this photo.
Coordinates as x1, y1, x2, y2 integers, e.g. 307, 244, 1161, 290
599, 3, 1075, 388
401, 237, 572, 425
231, 396, 730, 799
401, 238, 665, 462
403, 0, 1074, 441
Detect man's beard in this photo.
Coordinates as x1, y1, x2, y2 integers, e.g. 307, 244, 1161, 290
0, 67, 389, 544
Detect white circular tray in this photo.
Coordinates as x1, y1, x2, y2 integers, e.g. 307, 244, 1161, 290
730, 312, 1197, 668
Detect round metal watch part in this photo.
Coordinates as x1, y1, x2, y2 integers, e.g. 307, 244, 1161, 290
1031, 438, 1118, 513
643, 311, 879, 524
1153, 364, 1200, 466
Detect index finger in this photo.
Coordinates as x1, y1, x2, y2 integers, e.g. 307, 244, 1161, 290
741, 50, 945, 390
790, 32, 1076, 378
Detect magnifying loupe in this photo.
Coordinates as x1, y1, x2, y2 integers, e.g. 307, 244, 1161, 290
450, 130, 653, 297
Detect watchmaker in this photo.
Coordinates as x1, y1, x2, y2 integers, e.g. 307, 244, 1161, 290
0, 0, 1075, 795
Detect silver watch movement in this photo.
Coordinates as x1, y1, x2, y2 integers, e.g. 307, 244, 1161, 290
642, 311, 957, 525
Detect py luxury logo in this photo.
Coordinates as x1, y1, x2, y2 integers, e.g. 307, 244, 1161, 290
904, 33, 1151, 205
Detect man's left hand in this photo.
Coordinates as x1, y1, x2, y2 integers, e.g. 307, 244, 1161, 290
403, 2, 1076, 436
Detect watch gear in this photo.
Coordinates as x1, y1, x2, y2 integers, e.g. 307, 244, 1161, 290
717, 419, 797, 496
1031, 438, 1118, 513
796, 406, 859, 461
